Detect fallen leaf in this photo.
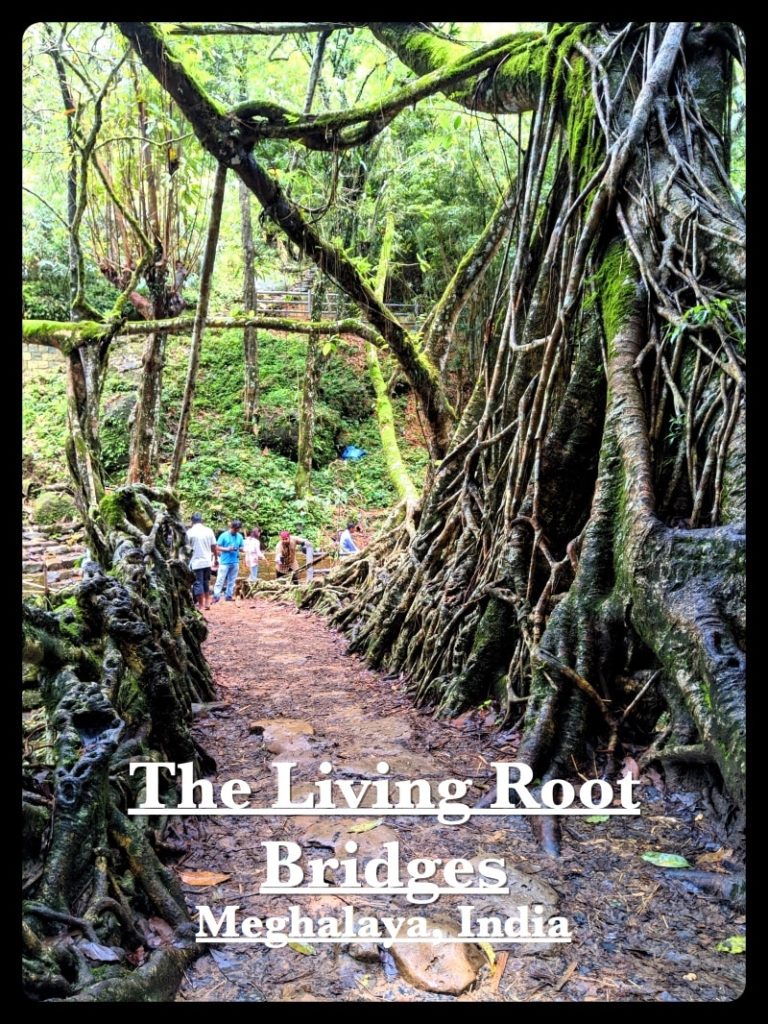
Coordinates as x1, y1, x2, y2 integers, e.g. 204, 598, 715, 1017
694, 848, 733, 872
641, 851, 691, 868
553, 960, 579, 992
716, 935, 745, 954
145, 917, 176, 948
584, 815, 610, 824
489, 951, 509, 993
179, 870, 231, 886
288, 941, 317, 955
477, 940, 496, 967
79, 941, 123, 962
209, 947, 236, 969
348, 818, 384, 834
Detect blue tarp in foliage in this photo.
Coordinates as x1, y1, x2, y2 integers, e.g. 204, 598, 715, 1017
341, 445, 367, 461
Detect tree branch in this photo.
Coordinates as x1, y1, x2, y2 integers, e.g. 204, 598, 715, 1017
169, 160, 227, 487
23, 315, 389, 350
167, 22, 353, 37
367, 22, 547, 114
116, 21, 454, 455
229, 33, 540, 148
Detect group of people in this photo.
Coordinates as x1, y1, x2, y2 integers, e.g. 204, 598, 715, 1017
185, 513, 361, 610
185, 514, 264, 609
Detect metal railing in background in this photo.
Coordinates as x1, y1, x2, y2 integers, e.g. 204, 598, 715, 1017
252, 285, 427, 331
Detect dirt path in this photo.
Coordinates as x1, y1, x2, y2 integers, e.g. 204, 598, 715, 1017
175, 598, 744, 1002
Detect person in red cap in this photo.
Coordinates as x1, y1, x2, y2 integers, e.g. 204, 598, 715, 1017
275, 530, 306, 579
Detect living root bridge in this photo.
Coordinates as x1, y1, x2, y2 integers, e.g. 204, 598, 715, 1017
22, 485, 216, 1000
304, 22, 745, 836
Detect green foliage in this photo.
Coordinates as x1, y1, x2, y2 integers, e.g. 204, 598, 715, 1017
100, 395, 135, 477
378, 103, 506, 304
23, 378, 68, 484
22, 320, 428, 542
22, 246, 127, 322
716, 935, 745, 955
665, 297, 745, 350
161, 329, 425, 542
640, 851, 691, 869
320, 350, 375, 422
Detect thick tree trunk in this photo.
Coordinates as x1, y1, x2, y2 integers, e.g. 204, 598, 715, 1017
64, 343, 111, 557
304, 23, 746, 827
127, 327, 166, 484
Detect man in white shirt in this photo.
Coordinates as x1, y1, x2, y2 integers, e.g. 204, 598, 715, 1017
186, 512, 218, 610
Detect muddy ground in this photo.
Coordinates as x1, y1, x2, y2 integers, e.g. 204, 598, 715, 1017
173, 597, 745, 1002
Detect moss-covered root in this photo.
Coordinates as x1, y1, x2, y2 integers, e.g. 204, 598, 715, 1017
60, 946, 199, 1003
631, 522, 745, 807
22, 483, 217, 1001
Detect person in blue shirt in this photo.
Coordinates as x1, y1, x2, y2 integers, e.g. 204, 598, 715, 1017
339, 522, 360, 556
212, 519, 245, 602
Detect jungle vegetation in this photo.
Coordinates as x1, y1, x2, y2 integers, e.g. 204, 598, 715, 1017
22, 22, 745, 999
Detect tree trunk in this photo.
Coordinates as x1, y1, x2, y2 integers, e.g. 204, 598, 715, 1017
127, 326, 166, 484
239, 179, 260, 434
295, 279, 326, 498
304, 23, 746, 829
368, 212, 419, 512
169, 160, 228, 489
64, 342, 111, 558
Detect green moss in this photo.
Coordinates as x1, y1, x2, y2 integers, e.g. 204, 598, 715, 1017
564, 54, 599, 187
98, 491, 126, 528
23, 320, 69, 340
597, 242, 638, 347
32, 491, 78, 526
23, 319, 109, 356
367, 343, 418, 504
700, 680, 714, 710
405, 31, 464, 69
494, 37, 547, 105
115, 671, 148, 724
22, 688, 43, 711
455, 595, 514, 705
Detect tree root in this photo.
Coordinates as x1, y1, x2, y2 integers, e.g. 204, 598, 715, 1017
22, 486, 215, 1000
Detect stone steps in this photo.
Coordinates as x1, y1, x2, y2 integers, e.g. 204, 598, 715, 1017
22, 553, 82, 573
21, 513, 87, 594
